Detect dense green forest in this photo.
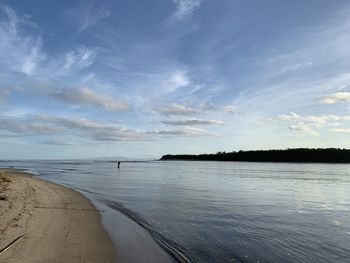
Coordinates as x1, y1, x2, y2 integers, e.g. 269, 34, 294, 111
160, 148, 350, 163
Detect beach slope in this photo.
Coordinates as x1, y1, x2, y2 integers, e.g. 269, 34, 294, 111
0, 169, 116, 263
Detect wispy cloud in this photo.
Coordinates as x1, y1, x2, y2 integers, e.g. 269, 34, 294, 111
63, 47, 96, 70
76, 3, 110, 33
172, 0, 203, 20
289, 123, 319, 136
0, 3, 99, 83
165, 69, 190, 91
0, 3, 45, 76
161, 118, 223, 126
321, 92, 350, 104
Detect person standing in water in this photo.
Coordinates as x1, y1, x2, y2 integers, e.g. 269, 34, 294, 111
118, 161, 121, 169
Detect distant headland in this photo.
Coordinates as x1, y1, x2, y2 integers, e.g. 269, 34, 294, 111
160, 148, 350, 163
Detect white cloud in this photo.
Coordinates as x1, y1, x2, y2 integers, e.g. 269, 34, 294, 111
331, 128, 350, 134
155, 103, 240, 117
155, 104, 199, 116
276, 112, 301, 121
321, 92, 350, 104
275, 112, 350, 136
289, 123, 319, 136
47, 88, 130, 112
275, 112, 342, 126
304, 115, 341, 126
161, 118, 223, 125
172, 0, 202, 20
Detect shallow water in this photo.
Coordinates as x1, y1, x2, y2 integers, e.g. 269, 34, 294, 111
1, 160, 350, 262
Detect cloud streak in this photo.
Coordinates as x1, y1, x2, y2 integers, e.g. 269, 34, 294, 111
149, 127, 219, 137
0, 117, 63, 135
7, 115, 145, 141
0, 114, 220, 141
161, 118, 223, 126
46, 88, 130, 112
155, 104, 199, 116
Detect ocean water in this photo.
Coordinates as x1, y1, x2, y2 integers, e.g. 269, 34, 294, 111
1, 160, 350, 262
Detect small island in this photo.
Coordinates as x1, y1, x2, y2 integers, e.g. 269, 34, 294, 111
160, 148, 350, 163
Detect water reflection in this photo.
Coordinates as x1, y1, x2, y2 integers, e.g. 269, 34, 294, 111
1, 160, 350, 262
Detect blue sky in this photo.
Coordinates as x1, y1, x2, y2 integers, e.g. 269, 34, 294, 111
1, 0, 350, 159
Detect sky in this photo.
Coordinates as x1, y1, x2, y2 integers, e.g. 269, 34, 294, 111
1, 0, 350, 159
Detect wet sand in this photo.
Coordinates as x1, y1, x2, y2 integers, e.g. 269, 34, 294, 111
0, 169, 116, 263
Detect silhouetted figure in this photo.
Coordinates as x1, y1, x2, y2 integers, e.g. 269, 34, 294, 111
118, 161, 121, 169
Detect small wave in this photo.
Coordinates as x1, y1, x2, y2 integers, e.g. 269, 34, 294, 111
62, 168, 80, 171
0, 166, 41, 176
103, 199, 192, 263
23, 169, 41, 176
73, 186, 102, 195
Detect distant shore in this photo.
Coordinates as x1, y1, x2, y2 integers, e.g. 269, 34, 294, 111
0, 169, 116, 263
161, 148, 350, 163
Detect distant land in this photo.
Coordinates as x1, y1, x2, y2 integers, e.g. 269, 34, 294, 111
160, 148, 350, 163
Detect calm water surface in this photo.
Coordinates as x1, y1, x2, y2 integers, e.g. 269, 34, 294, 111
1, 160, 350, 262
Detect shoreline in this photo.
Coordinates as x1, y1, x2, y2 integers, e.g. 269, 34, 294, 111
0, 168, 180, 263
0, 169, 115, 262
103, 199, 191, 263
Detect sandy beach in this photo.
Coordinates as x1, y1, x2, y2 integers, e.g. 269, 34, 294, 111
0, 169, 116, 263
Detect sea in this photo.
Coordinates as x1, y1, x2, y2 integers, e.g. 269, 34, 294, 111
1, 160, 350, 263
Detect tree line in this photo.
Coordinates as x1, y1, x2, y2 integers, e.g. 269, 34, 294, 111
160, 148, 350, 163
